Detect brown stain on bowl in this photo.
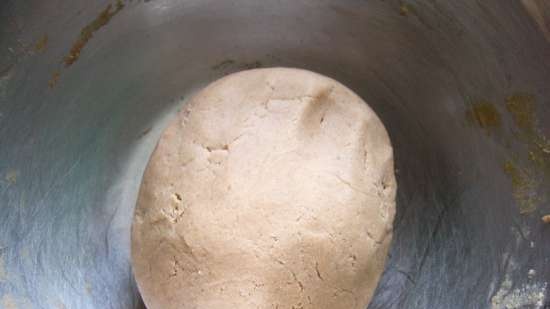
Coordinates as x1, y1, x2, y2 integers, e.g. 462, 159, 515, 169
34, 34, 48, 53
466, 94, 550, 214
506, 93, 535, 131
211, 59, 235, 70
399, 3, 410, 16
211, 59, 263, 71
466, 101, 501, 131
49, 1, 125, 88
500, 93, 550, 214
48, 71, 60, 89
241, 61, 263, 70
64, 0, 125, 67
502, 160, 539, 214
506, 93, 550, 175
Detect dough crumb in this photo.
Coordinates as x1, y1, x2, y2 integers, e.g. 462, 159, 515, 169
527, 269, 536, 279
5, 170, 18, 185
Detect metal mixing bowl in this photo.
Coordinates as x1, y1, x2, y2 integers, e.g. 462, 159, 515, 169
1, 0, 549, 308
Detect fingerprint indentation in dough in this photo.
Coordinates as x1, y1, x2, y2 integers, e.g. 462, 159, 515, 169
161, 193, 185, 223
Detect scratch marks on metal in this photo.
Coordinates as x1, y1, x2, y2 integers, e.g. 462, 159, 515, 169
0, 66, 14, 99
521, 0, 550, 42
0, 255, 7, 282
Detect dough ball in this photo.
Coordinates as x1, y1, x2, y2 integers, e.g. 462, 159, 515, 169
131, 68, 396, 309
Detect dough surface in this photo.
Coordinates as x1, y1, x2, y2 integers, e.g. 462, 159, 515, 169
131, 68, 396, 309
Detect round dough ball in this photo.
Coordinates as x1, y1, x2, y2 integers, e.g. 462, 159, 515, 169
131, 68, 396, 309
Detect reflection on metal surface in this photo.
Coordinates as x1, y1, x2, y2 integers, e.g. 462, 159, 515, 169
521, 0, 550, 42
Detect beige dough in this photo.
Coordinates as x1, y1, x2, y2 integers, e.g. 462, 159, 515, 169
131, 68, 396, 309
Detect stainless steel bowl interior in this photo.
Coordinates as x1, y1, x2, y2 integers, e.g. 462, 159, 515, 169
0, 0, 549, 308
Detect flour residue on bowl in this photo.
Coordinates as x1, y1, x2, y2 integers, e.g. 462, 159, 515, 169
5, 169, 18, 185
466, 93, 550, 214
491, 242, 547, 309
491, 275, 547, 309
502, 160, 539, 214
506, 94, 550, 170
503, 93, 550, 214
